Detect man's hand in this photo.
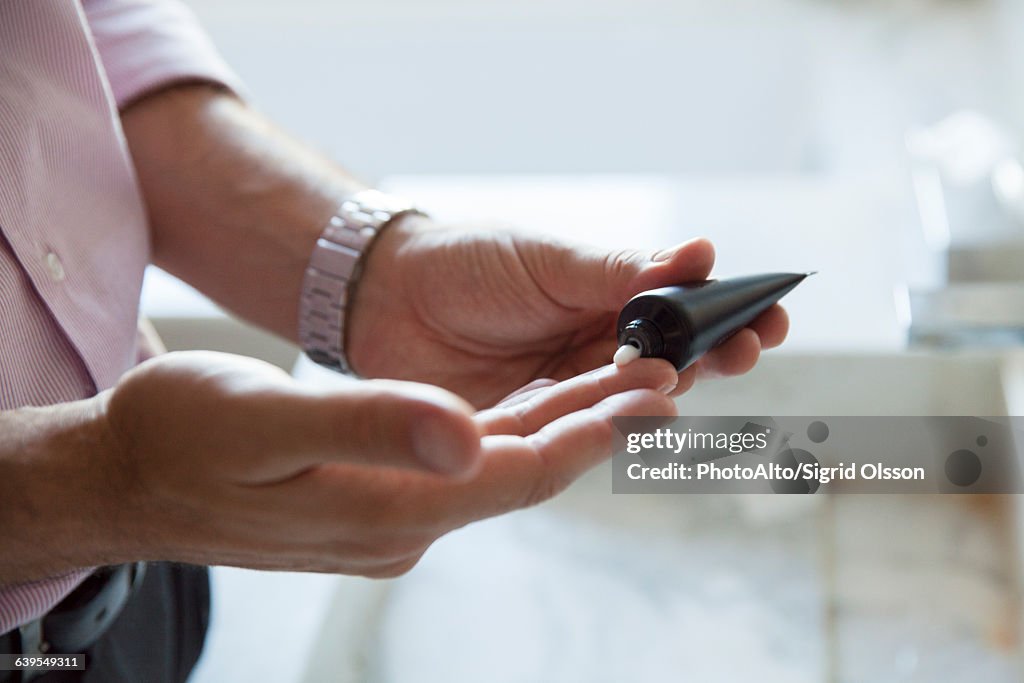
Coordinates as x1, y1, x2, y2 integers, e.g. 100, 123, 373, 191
0, 351, 675, 581
348, 217, 790, 407
122, 88, 786, 409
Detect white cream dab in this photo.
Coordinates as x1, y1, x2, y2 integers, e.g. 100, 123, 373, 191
613, 344, 642, 367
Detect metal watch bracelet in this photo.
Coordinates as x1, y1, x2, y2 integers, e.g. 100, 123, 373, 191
298, 189, 424, 374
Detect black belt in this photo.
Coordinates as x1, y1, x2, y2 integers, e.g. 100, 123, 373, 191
0, 562, 145, 682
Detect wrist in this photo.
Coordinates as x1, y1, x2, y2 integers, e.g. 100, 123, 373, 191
298, 190, 427, 375
0, 395, 135, 583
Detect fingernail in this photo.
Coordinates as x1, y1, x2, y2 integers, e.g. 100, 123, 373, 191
659, 378, 679, 394
651, 245, 681, 263
413, 415, 473, 475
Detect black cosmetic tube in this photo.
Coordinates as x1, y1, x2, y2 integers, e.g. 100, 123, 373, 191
616, 272, 811, 371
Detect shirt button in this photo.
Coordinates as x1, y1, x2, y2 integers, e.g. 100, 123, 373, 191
45, 252, 65, 282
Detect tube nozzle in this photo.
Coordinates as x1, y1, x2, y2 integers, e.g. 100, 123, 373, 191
613, 343, 642, 367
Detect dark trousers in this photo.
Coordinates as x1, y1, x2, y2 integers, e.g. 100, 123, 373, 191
37, 563, 210, 683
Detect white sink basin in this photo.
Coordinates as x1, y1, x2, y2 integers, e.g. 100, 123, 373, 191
301, 351, 1024, 683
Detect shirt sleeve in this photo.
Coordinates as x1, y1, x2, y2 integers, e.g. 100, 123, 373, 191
81, 0, 246, 109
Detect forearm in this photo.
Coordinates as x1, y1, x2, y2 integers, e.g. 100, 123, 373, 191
120, 84, 368, 342
0, 397, 127, 584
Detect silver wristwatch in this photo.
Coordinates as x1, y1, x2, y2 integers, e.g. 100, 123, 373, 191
298, 189, 424, 374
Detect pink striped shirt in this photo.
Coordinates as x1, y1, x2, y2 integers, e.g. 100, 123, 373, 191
0, 0, 240, 635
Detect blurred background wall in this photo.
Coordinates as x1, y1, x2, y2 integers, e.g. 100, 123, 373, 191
183, 0, 1024, 180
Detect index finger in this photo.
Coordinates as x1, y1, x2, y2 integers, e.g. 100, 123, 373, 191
478, 359, 677, 437
436, 387, 677, 524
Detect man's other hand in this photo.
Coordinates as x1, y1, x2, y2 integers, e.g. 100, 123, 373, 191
87, 351, 676, 577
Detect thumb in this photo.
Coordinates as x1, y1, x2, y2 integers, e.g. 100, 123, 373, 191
546, 237, 716, 311
287, 379, 482, 476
